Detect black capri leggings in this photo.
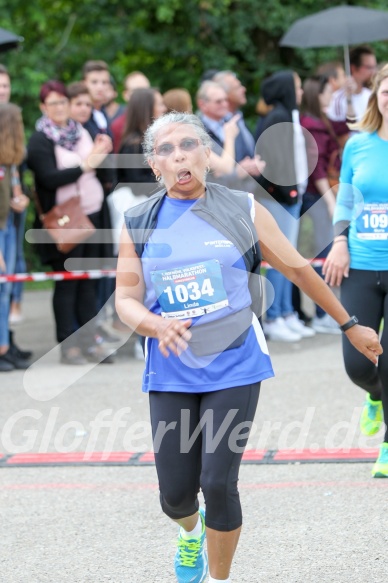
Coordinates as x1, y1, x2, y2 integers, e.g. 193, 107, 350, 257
341, 269, 388, 441
149, 383, 260, 532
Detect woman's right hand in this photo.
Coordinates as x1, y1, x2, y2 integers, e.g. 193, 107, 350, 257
223, 114, 241, 142
84, 134, 113, 171
155, 318, 192, 358
322, 240, 350, 287
345, 324, 383, 365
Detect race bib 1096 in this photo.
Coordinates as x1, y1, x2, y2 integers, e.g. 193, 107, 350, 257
356, 203, 388, 240
151, 259, 229, 319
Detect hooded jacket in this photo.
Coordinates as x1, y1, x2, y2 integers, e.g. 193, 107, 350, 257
256, 71, 300, 205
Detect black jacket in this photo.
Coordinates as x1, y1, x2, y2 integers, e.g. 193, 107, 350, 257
256, 71, 300, 205
117, 141, 159, 198
83, 110, 117, 196
27, 131, 84, 264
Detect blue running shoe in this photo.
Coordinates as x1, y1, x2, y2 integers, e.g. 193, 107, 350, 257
174, 507, 208, 583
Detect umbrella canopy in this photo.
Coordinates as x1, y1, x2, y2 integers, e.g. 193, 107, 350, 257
280, 6, 388, 74
0, 27, 23, 52
280, 6, 388, 48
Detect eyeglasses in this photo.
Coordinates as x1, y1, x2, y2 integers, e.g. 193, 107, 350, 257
45, 99, 68, 107
154, 138, 201, 156
208, 98, 228, 104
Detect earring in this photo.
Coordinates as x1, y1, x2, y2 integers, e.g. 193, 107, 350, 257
206, 166, 211, 173
155, 174, 161, 182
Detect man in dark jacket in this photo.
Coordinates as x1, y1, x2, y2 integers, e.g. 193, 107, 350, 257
214, 70, 256, 162
197, 81, 261, 190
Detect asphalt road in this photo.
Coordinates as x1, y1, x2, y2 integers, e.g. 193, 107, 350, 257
1, 290, 387, 583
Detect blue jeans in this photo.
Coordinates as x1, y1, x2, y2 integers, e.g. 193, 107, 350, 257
11, 209, 27, 304
260, 199, 302, 320
0, 213, 17, 346
301, 192, 333, 318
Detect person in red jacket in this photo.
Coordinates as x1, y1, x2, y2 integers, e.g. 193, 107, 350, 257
299, 74, 342, 334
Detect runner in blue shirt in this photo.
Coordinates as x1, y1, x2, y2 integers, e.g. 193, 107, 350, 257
116, 112, 381, 583
324, 64, 388, 479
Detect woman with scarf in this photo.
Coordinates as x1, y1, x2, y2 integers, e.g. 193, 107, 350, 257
27, 80, 114, 365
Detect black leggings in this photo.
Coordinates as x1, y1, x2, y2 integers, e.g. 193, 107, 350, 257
341, 269, 388, 441
149, 383, 261, 532
50, 211, 101, 349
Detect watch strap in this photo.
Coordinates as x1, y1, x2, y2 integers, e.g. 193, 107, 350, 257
340, 315, 359, 332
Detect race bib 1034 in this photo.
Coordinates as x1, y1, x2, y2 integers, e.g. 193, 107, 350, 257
151, 259, 229, 319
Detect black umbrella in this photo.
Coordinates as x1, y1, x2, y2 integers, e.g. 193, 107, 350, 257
0, 27, 23, 52
280, 6, 388, 74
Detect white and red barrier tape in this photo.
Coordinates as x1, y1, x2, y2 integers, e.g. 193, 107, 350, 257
0, 259, 326, 284
0, 270, 117, 284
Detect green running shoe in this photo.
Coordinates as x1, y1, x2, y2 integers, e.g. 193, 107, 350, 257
372, 443, 388, 478
360, 394, 383, 436
174, 507, 208, 583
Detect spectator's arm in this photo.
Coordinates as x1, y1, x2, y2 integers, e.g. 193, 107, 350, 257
27, 132, 83, 189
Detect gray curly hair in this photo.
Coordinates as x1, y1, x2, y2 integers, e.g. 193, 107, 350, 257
142, 111, 212, 161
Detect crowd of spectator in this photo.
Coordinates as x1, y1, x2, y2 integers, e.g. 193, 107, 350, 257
0, 45, 380, 369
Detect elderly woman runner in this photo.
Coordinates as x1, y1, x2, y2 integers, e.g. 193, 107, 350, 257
116, 113, 381, 583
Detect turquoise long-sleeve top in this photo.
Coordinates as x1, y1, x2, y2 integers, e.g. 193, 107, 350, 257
334, 131, 388, 270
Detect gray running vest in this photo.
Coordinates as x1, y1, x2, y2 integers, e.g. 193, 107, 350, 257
124, 182, 263, 317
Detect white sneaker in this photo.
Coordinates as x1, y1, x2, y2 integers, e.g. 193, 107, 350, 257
284, 314, 316, 338
263, 317, 302, 342
9, 311, 23, 324
312, 314, 341, 335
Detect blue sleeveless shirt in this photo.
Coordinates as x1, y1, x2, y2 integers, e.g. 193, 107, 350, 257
140, 195, 274, 393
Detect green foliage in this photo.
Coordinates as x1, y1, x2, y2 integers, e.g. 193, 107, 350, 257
1, 0, 388, 134
0, 0, 386, 274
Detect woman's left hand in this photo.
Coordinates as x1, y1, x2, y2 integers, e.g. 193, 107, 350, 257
236, 155, 265, 179
10, 193, 29, 214
345, 325, 383, 365
155, 318, 192, 358
322, 242, 350, 287
85, 134, 113, 170
254, 154, 266, 175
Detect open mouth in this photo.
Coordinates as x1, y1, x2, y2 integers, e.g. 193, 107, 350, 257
177, 169, 192, 184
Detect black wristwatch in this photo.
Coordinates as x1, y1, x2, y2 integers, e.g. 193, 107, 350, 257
339, 316, 359, 332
